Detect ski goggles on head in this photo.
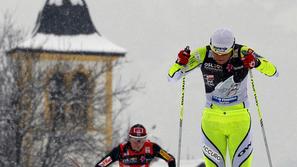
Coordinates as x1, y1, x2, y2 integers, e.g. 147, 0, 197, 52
210, 45, 234, 55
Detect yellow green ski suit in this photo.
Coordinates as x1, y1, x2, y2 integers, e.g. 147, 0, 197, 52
168, 44, 277, 167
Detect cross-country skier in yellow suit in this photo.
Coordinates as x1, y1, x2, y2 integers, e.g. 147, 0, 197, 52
168, 28, 278, 167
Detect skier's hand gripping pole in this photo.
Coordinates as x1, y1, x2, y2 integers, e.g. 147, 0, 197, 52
249, 70, 273, 167
177, 46, 190, 167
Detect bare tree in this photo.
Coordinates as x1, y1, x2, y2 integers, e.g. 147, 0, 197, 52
0, 11, 27, 167
0, 13, 141, 167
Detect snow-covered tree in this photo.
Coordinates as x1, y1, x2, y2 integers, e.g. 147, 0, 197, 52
0, 13, 141, 167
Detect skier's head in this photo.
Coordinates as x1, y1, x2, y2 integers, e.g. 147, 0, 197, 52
129, 124, 147, 138
210, 28, 235, 55
128, 124, 147, 151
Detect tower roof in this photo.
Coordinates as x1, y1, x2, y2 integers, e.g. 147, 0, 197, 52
10, 0, 126, 56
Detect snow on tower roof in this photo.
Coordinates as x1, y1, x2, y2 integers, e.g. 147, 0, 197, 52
14, 33, 126, 55
49, 0, 84, 6
11, 0, 126, 56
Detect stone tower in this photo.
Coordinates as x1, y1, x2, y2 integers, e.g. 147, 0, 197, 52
8, 0, 125, 158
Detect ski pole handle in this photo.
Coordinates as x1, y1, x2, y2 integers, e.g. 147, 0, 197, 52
184, 46, 190, 53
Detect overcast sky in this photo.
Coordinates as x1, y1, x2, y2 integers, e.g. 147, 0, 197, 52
1, 0, 297, 166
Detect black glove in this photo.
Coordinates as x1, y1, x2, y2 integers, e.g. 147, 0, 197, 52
231, 57, 248, 83
168, 159, 176, 167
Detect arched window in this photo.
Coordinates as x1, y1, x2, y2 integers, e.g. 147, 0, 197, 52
69, 72, 90, 128
48, 72, 66, 128
48, 72, 65, 101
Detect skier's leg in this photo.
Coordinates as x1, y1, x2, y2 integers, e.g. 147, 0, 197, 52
201, 108, 227, 167
228, 109, 253, 167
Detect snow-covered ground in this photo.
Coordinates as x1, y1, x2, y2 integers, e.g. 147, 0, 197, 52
151, 159, 204, 167
107, 159, 205, 167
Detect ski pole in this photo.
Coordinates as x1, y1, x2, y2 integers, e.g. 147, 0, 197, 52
249, 70, 273, 167
177, 46, 190, 167
177, 76, 185, 167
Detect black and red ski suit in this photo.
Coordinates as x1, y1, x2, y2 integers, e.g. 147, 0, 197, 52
95, 140, 176, 167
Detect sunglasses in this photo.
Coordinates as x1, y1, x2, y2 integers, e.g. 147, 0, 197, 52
129, 137, 146, 143
210, 45, 234, 55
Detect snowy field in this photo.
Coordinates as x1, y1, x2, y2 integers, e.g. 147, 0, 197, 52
105, 159, 204, 167
151, 159, 204, 167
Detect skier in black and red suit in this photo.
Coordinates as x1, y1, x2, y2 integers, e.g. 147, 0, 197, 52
95, 124, 176, 167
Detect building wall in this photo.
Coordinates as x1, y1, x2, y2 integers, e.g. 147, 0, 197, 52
9, 51, 120, 166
